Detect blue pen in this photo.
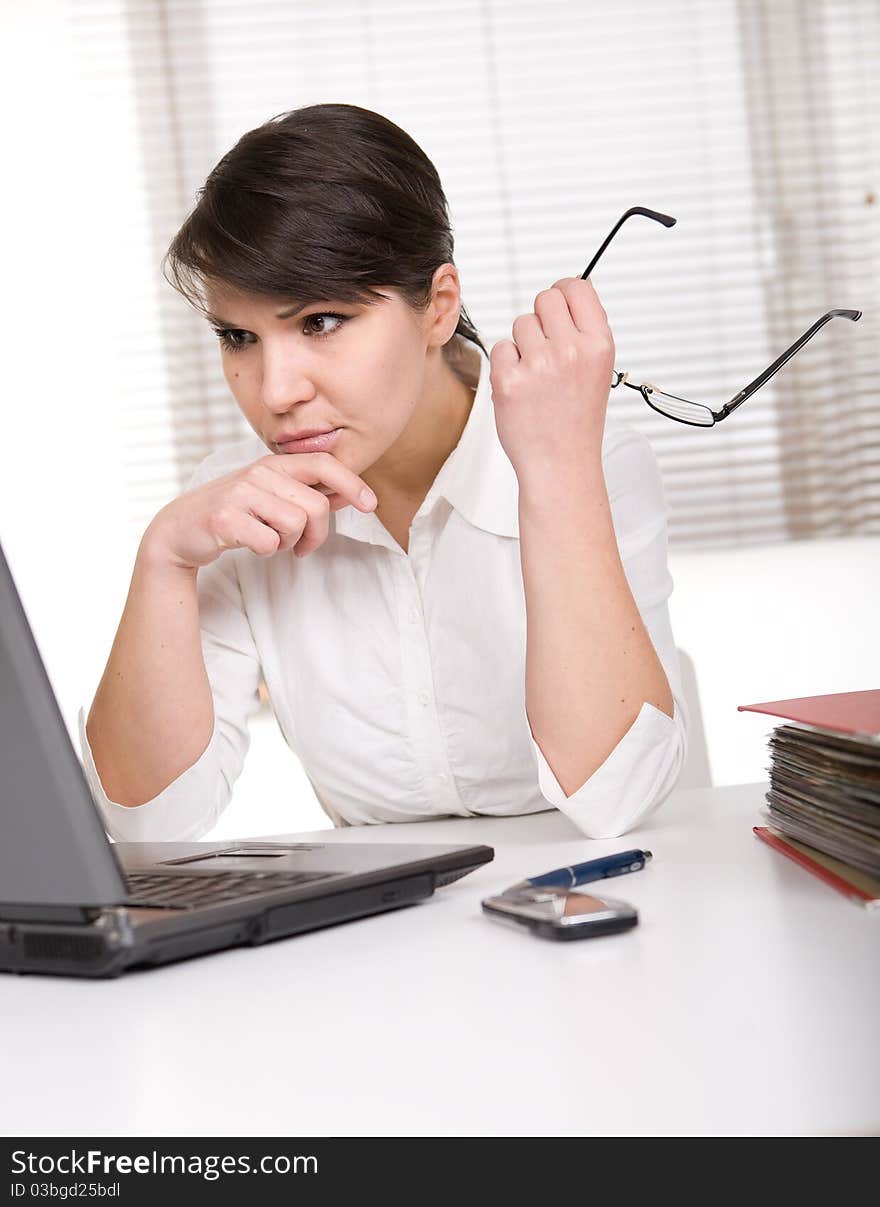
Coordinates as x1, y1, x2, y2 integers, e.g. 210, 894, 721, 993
505, 848, 652, 894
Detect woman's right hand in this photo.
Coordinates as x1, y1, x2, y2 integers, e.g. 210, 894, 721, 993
141, 451, 378, 571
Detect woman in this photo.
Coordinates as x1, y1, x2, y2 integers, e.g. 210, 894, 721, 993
80, 102, 687, 842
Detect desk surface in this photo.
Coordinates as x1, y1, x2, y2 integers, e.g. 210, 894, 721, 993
4, 782, 879, 1137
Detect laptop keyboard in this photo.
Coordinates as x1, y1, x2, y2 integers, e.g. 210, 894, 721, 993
124, 869, 335, 911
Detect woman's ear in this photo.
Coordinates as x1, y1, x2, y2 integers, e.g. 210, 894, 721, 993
426, 262, 463, 347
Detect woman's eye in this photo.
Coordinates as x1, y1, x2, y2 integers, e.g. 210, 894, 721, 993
212, 327, 252, 353
303, 311, 348, 338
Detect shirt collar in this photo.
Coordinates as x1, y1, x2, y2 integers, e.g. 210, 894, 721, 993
334, 338, 520, 546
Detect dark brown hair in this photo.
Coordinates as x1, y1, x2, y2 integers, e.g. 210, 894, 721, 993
163, 102, 486, 360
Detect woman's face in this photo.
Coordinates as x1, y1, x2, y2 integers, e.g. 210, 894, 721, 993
203, 274, 459, 482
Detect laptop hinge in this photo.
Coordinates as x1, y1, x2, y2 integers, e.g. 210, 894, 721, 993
0, 903, 105, 925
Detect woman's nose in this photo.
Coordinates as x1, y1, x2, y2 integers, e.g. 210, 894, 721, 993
259, 348, 317, 413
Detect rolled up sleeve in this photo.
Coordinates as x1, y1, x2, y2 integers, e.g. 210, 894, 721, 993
78, 705, 224, 842
527, 429, 689, 838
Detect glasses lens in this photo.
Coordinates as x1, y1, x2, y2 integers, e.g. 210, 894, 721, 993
643, 388, 714, 427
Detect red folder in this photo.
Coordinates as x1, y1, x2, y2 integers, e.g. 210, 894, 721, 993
737, 689, 880, 737
753, 827, 880, 909
742, 690, 880, 907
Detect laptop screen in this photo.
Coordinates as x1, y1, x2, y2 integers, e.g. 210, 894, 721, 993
0, 540, 128, 910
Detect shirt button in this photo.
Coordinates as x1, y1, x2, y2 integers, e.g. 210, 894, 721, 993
418, 690, 430, 705
408, 608, 418, 623
438, 773, 448, 783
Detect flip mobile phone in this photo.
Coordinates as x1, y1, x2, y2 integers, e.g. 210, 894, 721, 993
481, 885, 638, 941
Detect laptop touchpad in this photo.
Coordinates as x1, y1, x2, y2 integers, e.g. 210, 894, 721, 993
160, 844, 323, 865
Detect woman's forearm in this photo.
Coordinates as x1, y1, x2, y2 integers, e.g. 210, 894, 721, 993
518, 467, 673, 798
85, 536, 214, 807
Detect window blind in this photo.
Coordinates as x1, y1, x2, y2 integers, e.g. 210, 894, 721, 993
70, 0, 878, 549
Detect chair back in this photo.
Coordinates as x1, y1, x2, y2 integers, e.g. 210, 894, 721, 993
676, 647, 713, 789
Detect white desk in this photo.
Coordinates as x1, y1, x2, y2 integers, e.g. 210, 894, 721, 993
3, 782, 879, 1137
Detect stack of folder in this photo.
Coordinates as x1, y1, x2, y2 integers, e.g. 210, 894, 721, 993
738, 690, 880, 909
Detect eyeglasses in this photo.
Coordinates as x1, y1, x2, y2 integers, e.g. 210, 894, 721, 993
583, 207, 862, 427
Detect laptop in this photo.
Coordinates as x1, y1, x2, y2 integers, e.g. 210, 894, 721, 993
0, 541, 493, 978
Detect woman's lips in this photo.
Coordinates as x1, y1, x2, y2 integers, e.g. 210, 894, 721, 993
276, 428, 342, 454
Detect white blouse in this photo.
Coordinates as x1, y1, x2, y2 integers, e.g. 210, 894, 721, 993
78, 338, 688, 843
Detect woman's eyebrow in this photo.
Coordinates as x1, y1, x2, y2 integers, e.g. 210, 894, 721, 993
275, 301, 310, 319
205, 301, 343, 326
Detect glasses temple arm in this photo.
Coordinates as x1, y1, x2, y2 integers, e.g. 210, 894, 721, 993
720, 309, 862, 418
580, 206, 676, 280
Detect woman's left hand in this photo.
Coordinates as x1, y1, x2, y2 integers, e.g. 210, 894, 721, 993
489, 276, 615, 488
